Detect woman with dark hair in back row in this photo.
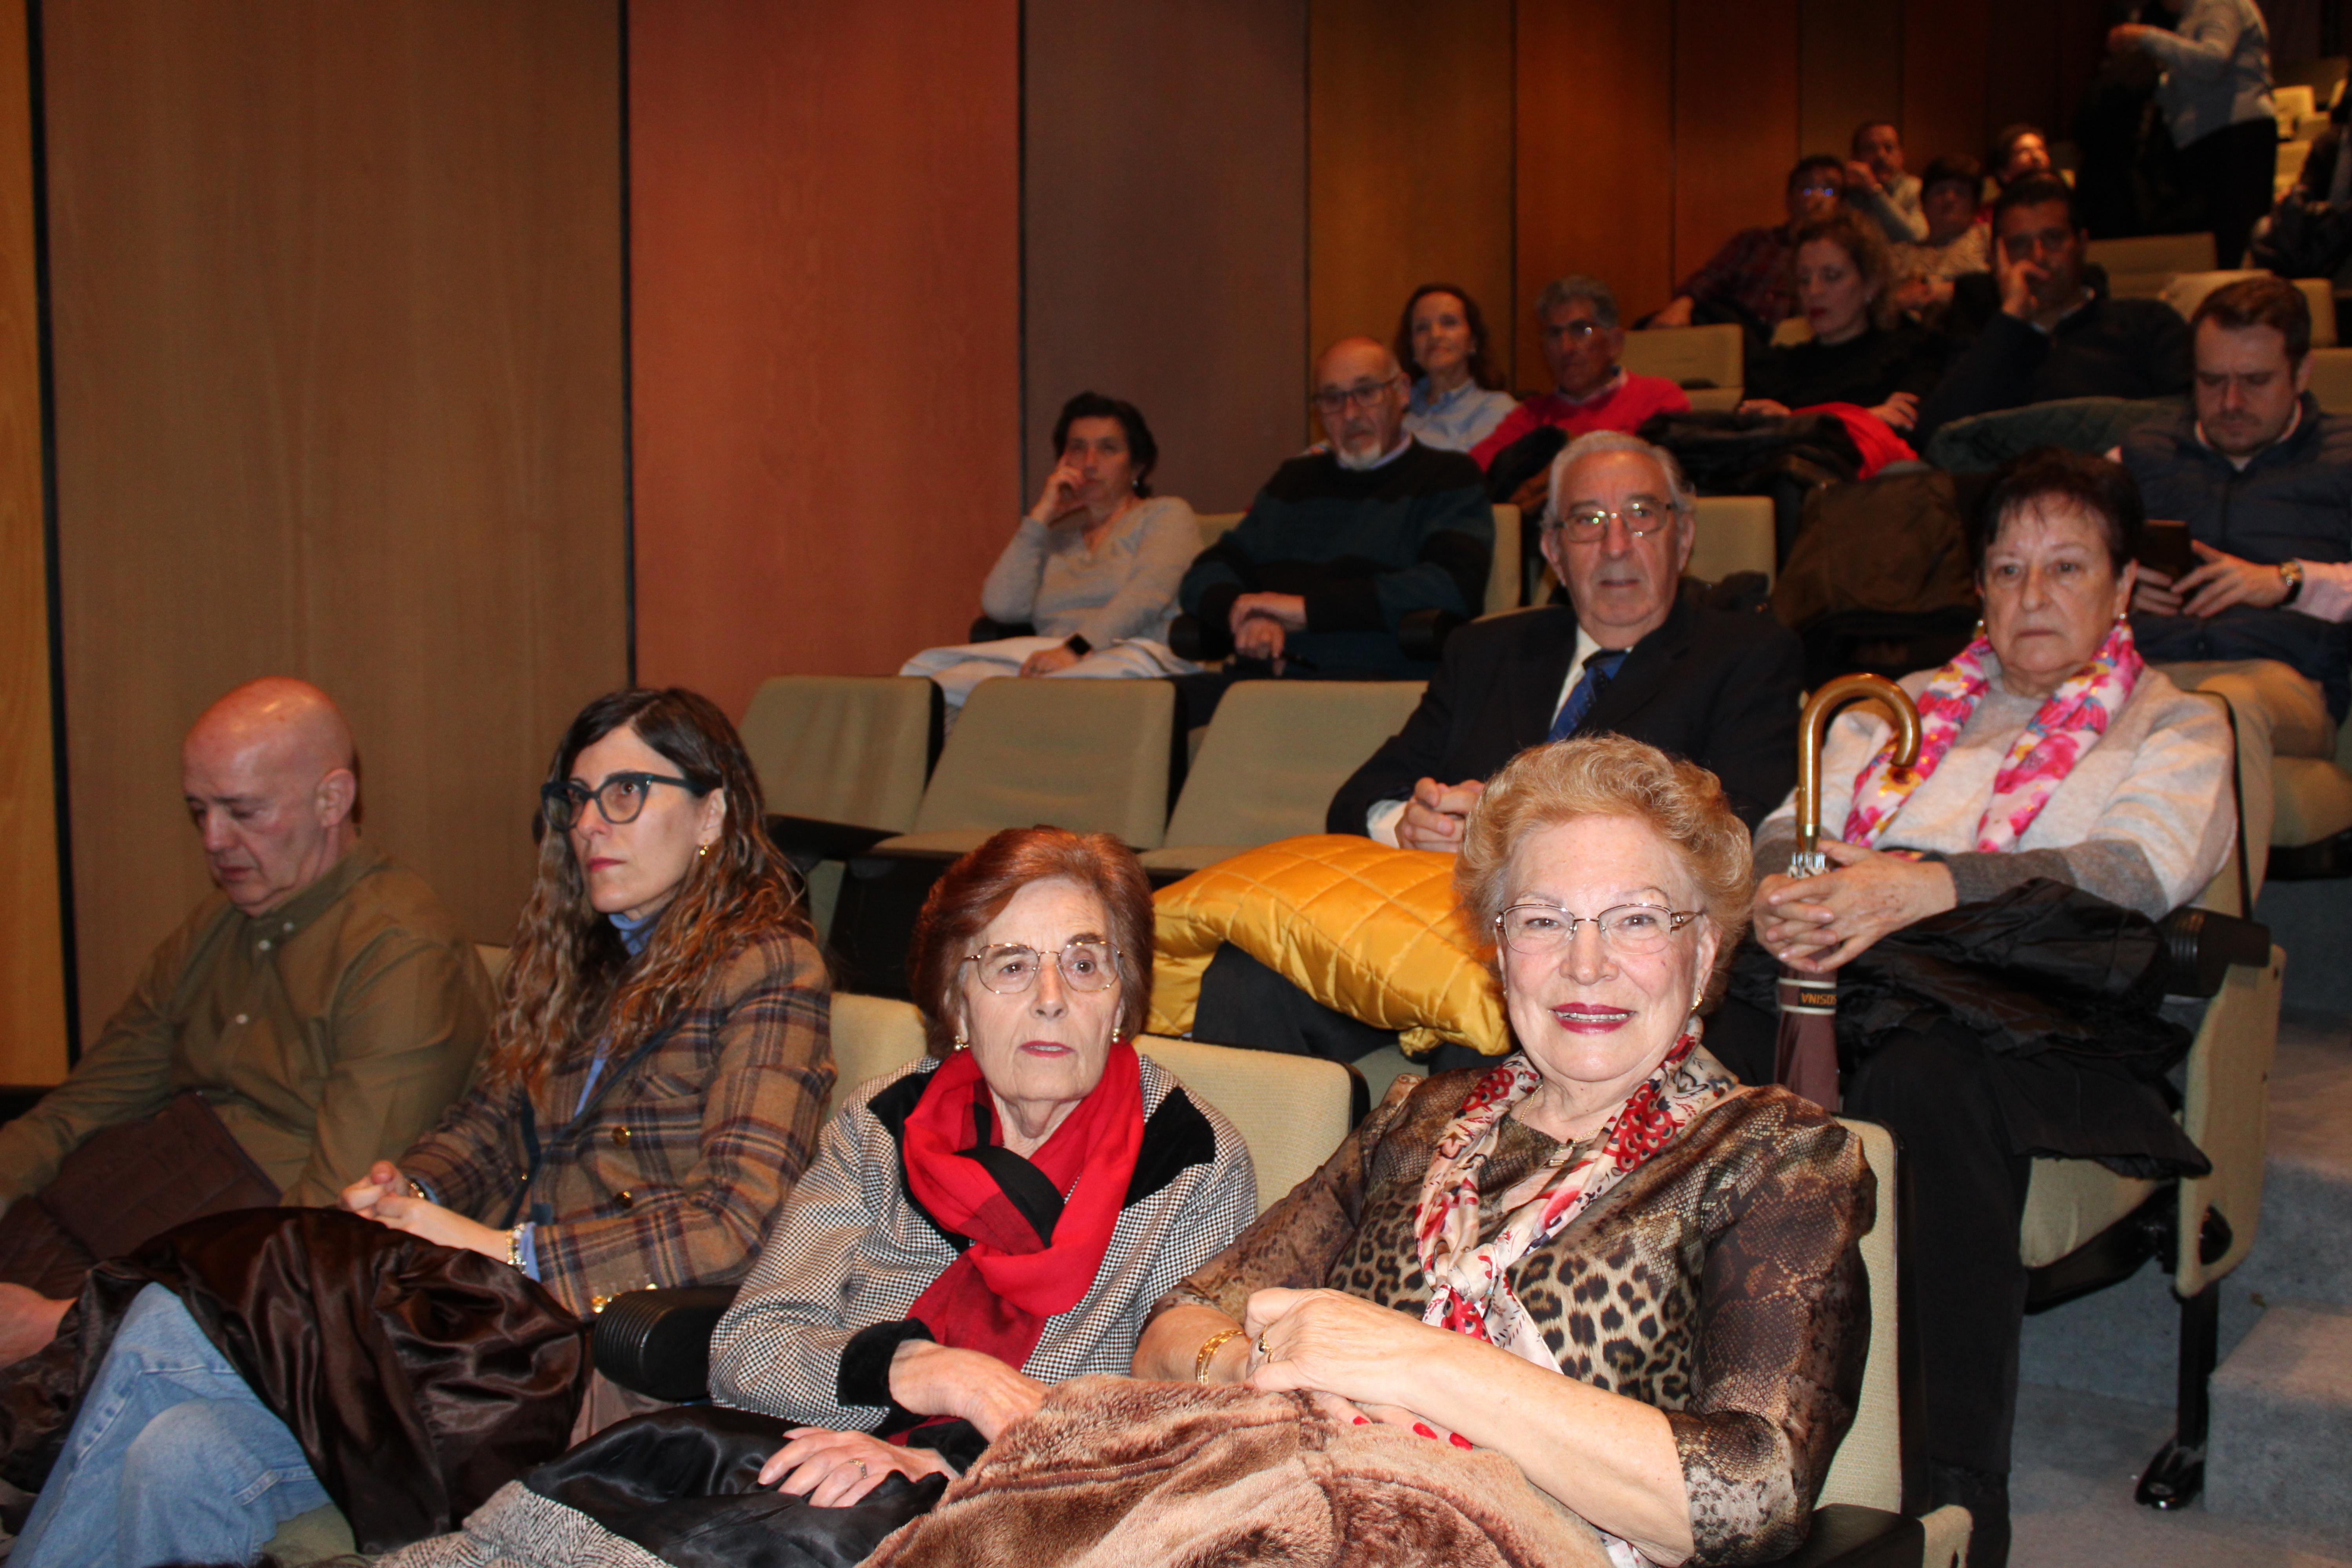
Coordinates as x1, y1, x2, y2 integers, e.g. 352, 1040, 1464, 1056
901, 390, 1203, 715
9, 687, 834, 1568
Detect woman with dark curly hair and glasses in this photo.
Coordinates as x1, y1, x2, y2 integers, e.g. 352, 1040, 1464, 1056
9, 687, 833, 1568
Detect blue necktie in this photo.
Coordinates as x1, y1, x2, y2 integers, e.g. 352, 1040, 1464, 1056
1547, 649, 1628, 742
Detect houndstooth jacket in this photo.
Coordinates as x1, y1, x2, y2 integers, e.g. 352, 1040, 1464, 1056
707, 1052, 1256, 1432
398, 929, 832, 1318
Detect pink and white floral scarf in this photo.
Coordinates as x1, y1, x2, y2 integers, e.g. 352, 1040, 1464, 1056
1414, 1034, 1734, 1370
1841, 617, 2143, 853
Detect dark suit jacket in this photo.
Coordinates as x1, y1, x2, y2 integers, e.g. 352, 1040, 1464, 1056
1326, 587, 1805, 833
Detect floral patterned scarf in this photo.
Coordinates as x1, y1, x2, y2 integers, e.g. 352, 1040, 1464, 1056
1414, 1033, 1734, 1370
1841, 618, 2143, 853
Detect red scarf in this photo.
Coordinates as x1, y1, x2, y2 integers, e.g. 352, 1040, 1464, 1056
896, 1042, 1145, 1373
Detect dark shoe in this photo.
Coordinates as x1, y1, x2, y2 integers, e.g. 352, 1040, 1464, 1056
1928, 1463, 2011, 1568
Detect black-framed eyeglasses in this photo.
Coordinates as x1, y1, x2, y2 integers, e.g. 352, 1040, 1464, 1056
963, 940, 1121, 995
1543, 500, 1677, 540
1544, 319, 1606, 341
1310, 376, 1403, 414
541, 772, 697, 830
1495, 902, 1700, 957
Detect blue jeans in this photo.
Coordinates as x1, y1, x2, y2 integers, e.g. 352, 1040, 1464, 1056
13, 1282, 330, 1568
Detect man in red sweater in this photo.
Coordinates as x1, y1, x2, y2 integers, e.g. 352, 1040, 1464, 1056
1469, 275, 1690, 502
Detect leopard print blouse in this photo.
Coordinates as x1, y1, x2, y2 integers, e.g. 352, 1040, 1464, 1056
1156, 1070, 1873, 1566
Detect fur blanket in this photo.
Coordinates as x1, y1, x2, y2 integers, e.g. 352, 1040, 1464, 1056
866, 1377, 1614, 1568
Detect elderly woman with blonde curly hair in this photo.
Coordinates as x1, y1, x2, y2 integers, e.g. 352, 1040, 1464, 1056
866, 737, 1870, 1567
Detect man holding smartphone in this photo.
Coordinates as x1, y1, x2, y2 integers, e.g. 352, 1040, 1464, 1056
2121, 276, 2352, 849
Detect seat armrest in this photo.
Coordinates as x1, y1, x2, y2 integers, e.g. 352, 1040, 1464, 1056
2158, 906, 2272, 998
766, 814, 898, 871
968, 616, 1034, 642
1766, 1505, 1927, 1566
1167, 613, 1209, 662
1396, 607, 1465, 663
592, 1285, 737, 1403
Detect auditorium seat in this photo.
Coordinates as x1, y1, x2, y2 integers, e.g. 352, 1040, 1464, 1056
2306, 347, 2352, 414
873, 677, 1175, 856
1689, 495, 1778, 587
1620, 322, 1744, 405
739, 675, 944, 935
2084, 232, 2217, 300
1195, 510, 1243, 551
1139, 679, 1426, 877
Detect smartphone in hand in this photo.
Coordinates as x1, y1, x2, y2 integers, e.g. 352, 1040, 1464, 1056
2137, 519, 2195, 583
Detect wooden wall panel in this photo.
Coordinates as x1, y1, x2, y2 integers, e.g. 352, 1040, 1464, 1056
1309, 0, 1514, 394
631, 1, 1022, 705
1673, 0, 1803, 288
45, 2, 629, 1036
1516, 0, 1676, 363
1984, 0, 2059, 155
0, 0, 65, 1082
1025, 0, 1307, 512
1903, 0, 1993, 171
1798, 0, 1903, 164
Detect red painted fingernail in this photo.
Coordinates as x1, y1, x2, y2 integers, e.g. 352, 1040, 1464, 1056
1450, 1432, 1474, 1449
1352, 1415, 1369, 1425
1412, 1423, 1438, 1439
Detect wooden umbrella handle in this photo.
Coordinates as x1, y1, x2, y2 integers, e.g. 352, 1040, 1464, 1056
1793, 673, 1922, 876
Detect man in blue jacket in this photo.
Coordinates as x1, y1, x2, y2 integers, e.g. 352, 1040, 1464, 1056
2125, 276, 2352, 851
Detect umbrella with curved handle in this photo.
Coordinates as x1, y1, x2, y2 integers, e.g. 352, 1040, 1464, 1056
1774, 673, 1922, 1109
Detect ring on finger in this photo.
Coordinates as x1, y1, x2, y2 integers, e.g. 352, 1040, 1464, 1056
1257, 1332, 1273, 1360
855, 1459, 868, 1475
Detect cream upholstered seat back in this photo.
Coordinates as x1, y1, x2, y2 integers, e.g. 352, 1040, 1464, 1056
1132, 1034, 1352, 1216
1818, 1116, 1902, 1512
902, 677, 1174, 850
826, 992, 933, 1120
1617, 322, 1744, 392
1687, 495, 1777, 587
1142, 681, 1426, 872
739, 675, 937, 833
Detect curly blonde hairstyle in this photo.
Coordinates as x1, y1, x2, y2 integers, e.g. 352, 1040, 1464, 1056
485, 688, 815, 1093
1454, 736, 1753, 999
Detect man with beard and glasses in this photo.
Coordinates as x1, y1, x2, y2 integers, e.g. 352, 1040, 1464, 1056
1175, 336, 1492, 687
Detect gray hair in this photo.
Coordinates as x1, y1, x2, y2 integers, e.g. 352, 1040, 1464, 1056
1532, 275, 1620, 330
1545, 430, 1697, 524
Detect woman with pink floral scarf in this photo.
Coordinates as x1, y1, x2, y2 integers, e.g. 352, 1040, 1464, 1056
1744, 448, 2236, 1567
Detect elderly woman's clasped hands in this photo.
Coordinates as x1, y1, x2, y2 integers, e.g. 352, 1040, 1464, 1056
1753, 838, 1958, 972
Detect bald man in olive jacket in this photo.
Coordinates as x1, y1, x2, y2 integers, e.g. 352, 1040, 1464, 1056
0, 679, 490, 1358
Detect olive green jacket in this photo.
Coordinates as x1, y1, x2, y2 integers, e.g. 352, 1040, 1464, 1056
0, 844, 491, 1212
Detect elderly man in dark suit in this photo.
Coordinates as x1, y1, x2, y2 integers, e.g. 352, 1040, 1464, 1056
1193, 430, 1804, 1068
1330, 430, 1803, 843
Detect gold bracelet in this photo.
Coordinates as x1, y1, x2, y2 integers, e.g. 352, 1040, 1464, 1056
1194, 1326, 1245, 1383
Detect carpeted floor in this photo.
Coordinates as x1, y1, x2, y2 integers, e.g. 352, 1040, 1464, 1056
2011, 1381, 2352, 1566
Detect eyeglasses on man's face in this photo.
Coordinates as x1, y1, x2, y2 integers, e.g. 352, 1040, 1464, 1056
964, 939, 1122, 995
1310, 377, 1403, 414
1544, 318, 1607, 342
1543, 500, 1676, 541
541, 771, 697, 831
1496, 902, 1699, 957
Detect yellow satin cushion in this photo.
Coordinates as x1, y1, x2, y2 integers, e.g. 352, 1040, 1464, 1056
1149, 834, 1511, 1059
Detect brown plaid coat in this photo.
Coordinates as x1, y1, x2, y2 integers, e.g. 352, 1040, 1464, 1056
397, 929, 832, 1317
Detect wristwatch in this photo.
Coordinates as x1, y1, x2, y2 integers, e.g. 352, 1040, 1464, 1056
2280, 559, 2306, 607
